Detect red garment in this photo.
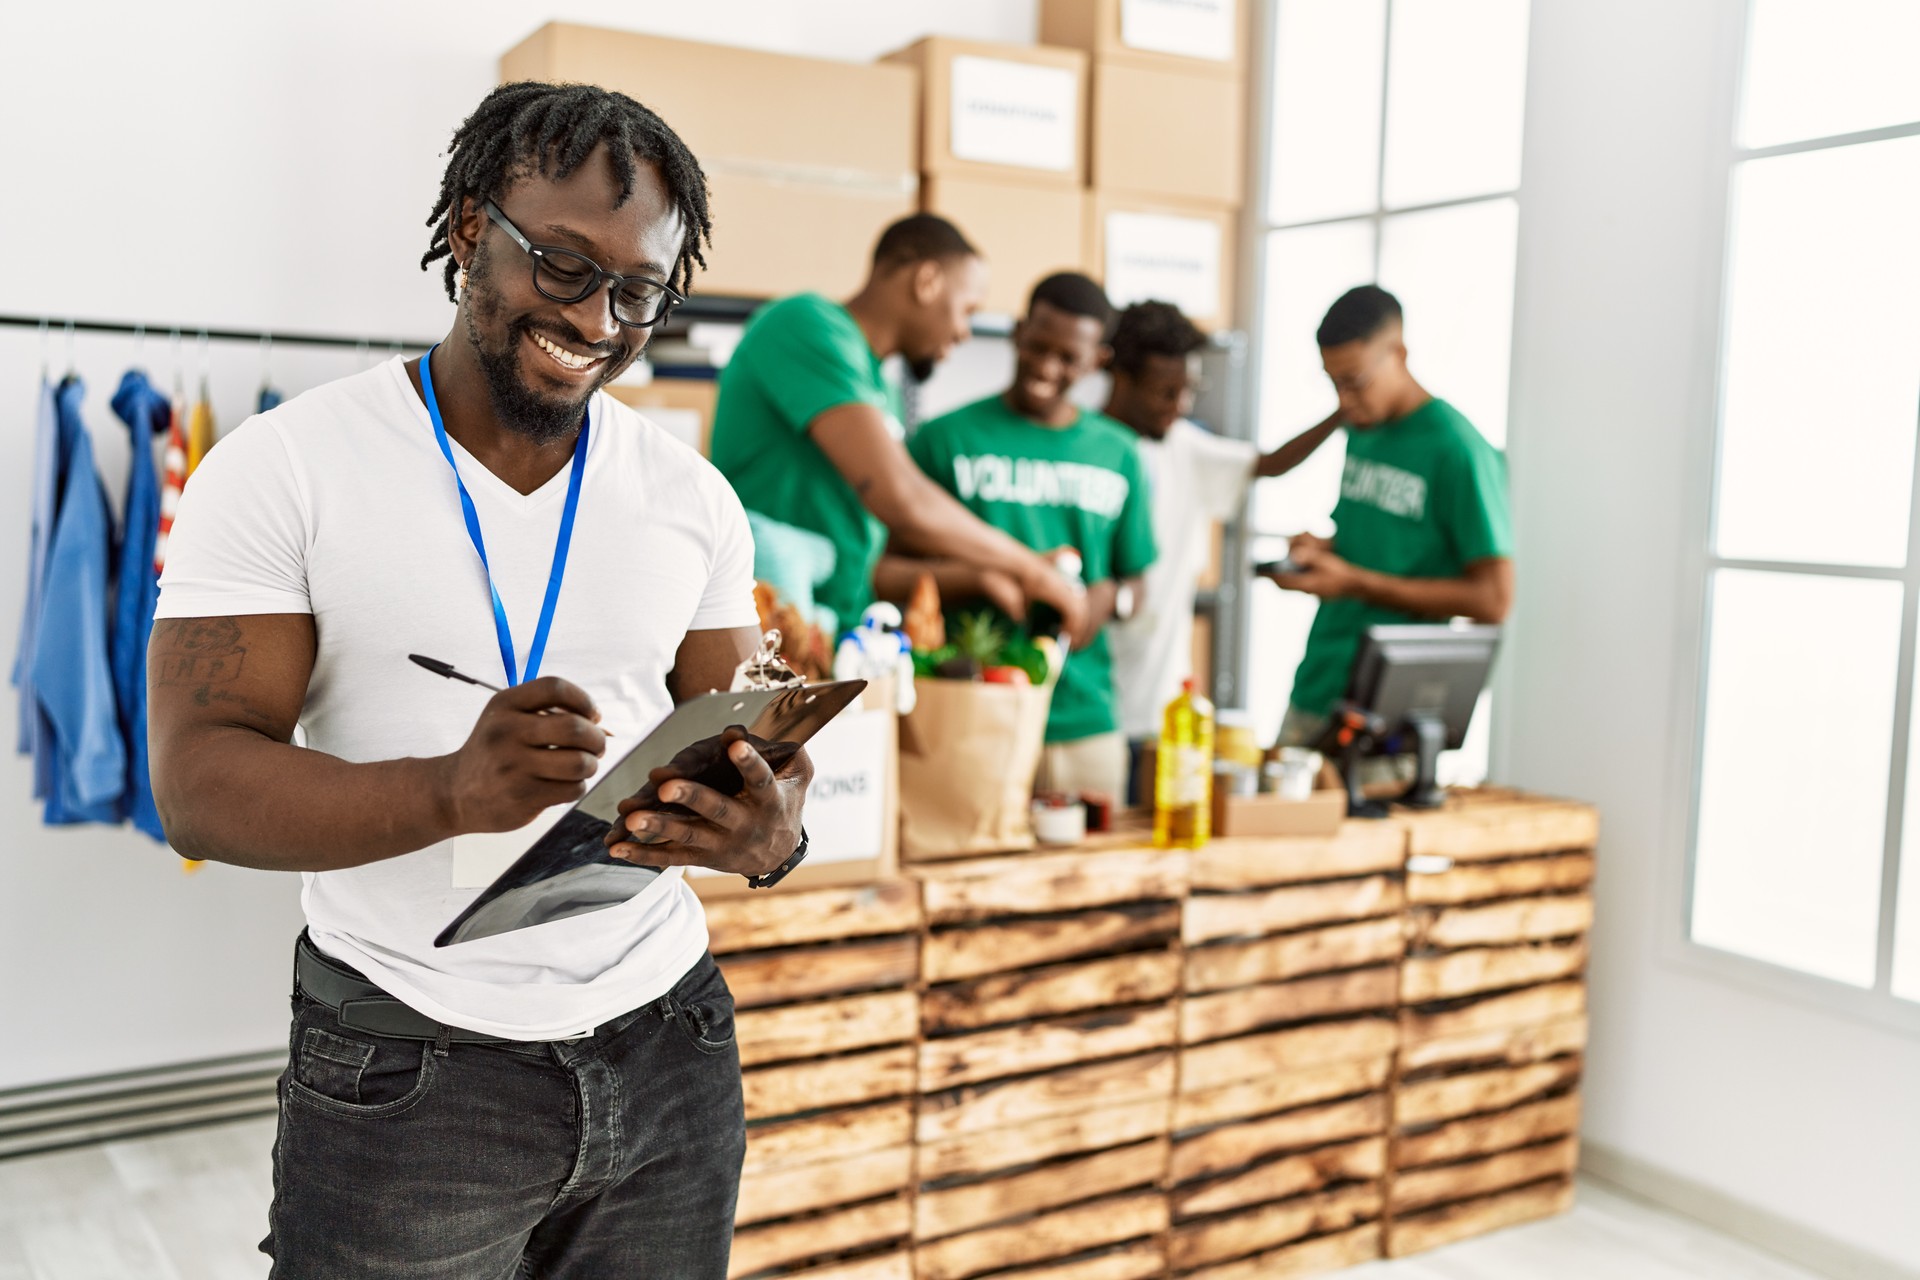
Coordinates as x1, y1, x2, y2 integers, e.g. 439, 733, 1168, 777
154, 397, 188, 574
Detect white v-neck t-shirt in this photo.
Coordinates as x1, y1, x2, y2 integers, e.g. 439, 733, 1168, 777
155, 356, 758, 1039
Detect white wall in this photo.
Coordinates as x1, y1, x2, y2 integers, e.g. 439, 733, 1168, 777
1501, 0, 1920, 1268
0, 0, 1036, 1092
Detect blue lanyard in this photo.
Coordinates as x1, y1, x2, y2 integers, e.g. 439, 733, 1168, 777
419, 344, 588, 686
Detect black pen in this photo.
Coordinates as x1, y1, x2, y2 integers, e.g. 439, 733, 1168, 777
409, 654, 614, 736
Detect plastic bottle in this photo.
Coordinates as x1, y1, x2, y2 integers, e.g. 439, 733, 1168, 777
1026, 549, 1085, 644
1155, 678, 1215, 849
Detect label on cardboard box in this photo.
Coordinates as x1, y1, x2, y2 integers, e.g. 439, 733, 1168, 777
1121, 0, 1236, 62
685, 699, 891, 878
1104, 210, 1223, 319
949, 55, 1077, 173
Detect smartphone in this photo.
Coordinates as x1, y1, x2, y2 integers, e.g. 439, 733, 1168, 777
1254, 558, 1303, 577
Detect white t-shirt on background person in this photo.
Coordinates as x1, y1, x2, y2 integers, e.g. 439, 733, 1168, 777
155, 356, 759, 1040
1109, 417, 1258, 740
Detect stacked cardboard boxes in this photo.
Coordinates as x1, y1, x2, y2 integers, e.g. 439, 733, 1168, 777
1385, 793, 1596, 1257
1042, 0, 1247, 330
884, 38, 1091, 321
501, 25, 917, 302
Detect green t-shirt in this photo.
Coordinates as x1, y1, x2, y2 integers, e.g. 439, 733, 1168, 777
1290, 398, 1513, 717
710, 293, 903, 630
910, 395, 1159, 743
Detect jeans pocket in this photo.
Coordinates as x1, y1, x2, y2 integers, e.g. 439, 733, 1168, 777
674, 957, 737, 1056
287, 1022, 435, 1118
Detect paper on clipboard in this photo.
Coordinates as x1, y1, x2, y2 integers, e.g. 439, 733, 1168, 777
435, 679, 867, 947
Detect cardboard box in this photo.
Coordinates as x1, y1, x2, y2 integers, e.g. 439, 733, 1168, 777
608, 377, 719, 454
697, 168, 914, 301
1085, 191, 1239, 329
503, 24, 916, 181
883, 37, 1087, 186
1040, 0, 1248, 77
1090, 60, 1245, 205
1052, 0, 1244, 76
1211, 787, 1347, 838
688, 676, 900, 894
921, 175, 1088, 320
503, 25, 917, 302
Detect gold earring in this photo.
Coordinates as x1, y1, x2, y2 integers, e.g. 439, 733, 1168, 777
457, 265, 469, 291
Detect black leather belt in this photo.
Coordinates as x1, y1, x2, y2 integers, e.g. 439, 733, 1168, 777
295, 932, 590, 1045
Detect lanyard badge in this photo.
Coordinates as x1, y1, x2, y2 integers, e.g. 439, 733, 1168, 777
419, 344, 588, 686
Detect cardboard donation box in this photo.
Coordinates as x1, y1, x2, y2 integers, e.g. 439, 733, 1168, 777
1086, 192, 1238, 330
1040, 0, 1247, 76
884, 37, 1087, 187
921, 175, 1088, 319
898, 676, 1054, 862
502, 25, 917, 299
687, 676, 899, 893
1088, 61, 1245, 205
608, 378, 718, 455
1211, 786, 1346, 838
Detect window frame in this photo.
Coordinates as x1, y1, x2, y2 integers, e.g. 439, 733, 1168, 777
1235, 0, 1525, 764
1671, 0, 1920, 1035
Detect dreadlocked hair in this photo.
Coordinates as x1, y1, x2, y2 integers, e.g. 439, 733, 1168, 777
1110, 300, 1208, 376
421, 81, 713, 301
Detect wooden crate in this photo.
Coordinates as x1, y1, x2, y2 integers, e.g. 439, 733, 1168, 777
909, 842, 1187, 1278
705, 881, 925, 1278
1170, 825, 1413, 1276
1384, 797, 1596, 1258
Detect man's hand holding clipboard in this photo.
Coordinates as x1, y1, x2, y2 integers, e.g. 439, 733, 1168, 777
605, 725, 813, 879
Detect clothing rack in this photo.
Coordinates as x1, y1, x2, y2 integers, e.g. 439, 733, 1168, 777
0, 313, 434, 353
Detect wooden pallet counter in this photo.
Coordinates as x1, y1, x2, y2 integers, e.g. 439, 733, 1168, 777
907, 841, 1188, 1280
694, 790, 1598, 1279
1384, 794, 1597, 1259
704, 880, 925, 1280
1168, 822, 1408, 1278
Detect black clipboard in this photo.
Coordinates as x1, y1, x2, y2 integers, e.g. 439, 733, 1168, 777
435, 679, 868, 947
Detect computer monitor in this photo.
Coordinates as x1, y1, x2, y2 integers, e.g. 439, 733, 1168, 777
1338, 622, 1500, 813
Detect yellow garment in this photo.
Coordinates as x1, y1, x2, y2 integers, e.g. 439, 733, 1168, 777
184, 397, 215, 476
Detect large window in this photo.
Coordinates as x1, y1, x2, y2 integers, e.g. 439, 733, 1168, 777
1689, 0, 1920, 1003
1247, 0, 1530, 781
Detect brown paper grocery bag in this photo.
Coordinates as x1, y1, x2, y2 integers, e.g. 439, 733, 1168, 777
897, 677, 1053, 861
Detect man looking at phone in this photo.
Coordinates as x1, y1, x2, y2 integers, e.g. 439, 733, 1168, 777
1262, 285, 1514, 750
149, 84, 796, 1278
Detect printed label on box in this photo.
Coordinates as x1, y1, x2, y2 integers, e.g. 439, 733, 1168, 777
1121, 0, 1236, 61
1104, 210, 1223, 319
685, 703, 892, 878
949, 55, 1077, 173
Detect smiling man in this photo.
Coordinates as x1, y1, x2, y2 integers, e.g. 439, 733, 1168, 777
900, 273, 1157, 800
147, 83, 803, 1278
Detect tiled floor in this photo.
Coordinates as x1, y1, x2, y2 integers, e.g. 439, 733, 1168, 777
0, 1117, 1829, 1279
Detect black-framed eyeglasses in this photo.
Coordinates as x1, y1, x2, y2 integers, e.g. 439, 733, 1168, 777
483, 200, 684, 328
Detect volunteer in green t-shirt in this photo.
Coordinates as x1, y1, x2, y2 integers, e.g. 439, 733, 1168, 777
1260, 285, 1515, 747
709, 215, 1086, 638
898, 273, 1158, 801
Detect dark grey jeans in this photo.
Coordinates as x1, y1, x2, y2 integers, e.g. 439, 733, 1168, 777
262, 949, 745, 1279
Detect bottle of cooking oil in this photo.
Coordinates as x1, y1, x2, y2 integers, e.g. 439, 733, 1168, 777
1154, 679, 1214, 849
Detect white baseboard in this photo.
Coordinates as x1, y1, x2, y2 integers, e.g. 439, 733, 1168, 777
1581, 1141, 1918, 1280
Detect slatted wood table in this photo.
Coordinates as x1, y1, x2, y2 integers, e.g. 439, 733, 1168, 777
696, 790, 1598, 1280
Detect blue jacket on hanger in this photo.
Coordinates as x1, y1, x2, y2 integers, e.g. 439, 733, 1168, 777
32, 376, 125, 825
12, 377, 59, 785
111, 369, 168, 839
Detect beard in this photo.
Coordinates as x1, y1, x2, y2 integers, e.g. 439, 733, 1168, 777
460, 242, 631, 444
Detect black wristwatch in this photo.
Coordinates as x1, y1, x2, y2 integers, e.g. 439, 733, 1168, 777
745, 828, 809, 890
